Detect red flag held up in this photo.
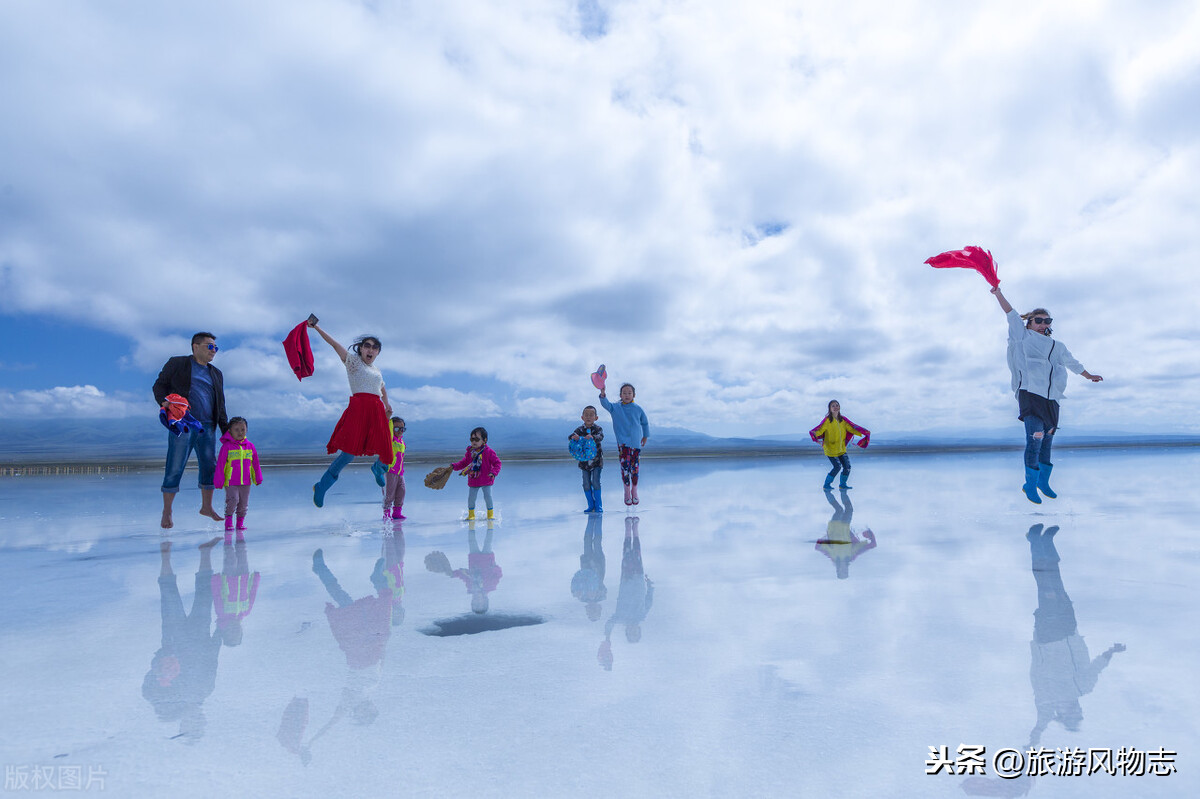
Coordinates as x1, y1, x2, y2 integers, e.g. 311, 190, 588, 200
925, 246, 1000, 288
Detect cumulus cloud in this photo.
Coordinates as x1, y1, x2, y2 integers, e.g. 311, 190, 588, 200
0, 386, 143, 418
1, 0, 1197, 435
386, 386, 503, 420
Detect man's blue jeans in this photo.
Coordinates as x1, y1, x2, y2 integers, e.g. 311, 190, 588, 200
162, 423, 218, 493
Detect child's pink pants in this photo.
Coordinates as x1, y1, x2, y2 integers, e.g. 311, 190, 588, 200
384, 473, 406, 509
224, 484, 251, 518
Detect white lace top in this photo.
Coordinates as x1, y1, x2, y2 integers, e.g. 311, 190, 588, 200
344, 351, 384, 396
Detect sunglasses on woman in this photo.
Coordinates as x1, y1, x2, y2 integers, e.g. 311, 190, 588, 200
1032, 317, 1052, 325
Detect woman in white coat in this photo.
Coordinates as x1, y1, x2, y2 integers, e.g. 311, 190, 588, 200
991, 286, 1103, 503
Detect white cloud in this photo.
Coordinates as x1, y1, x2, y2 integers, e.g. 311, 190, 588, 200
0, 385, 143, 418
1, 0, 1197, 436
387, 386, 503, 421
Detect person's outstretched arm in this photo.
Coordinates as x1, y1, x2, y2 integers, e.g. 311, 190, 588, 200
991, 285, 1014, 313
308, 320, 349, 363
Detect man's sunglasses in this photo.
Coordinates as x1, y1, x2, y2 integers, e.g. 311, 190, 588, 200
206, 344, 219, 352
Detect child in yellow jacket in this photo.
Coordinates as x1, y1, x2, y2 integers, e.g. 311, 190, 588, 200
809, 400, 871, 489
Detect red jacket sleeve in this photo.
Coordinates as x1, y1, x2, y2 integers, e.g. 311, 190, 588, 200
842, 417, 871, 449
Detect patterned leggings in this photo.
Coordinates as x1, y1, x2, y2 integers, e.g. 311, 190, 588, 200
618, 445, 641, 486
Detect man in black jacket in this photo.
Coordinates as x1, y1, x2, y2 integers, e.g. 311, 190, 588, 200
153, 332, 229, 528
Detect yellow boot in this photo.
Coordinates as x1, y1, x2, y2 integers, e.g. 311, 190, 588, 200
466, 509, 476, 521
486, 509, 495, 520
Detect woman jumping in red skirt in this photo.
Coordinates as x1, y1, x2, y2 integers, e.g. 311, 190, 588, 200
310, 319, 394, 507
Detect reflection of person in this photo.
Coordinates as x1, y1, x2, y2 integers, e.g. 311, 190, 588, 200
964, 524, 1125, 797
153, 332, 229, 528
808, 400, 870, 490
571, 513, 607, 621
599, 383, 649, 506
426, 521, 502, 614
142, 538, 223, 743
311, 545, 402, 658
569, 406, 605, 513
288, 537, 403, 763
991, 287, 1103, 503
598, 516, 653, 670
213, 416, 262, 537
450, 427, 501, 521
815, 489, 876, 579
309, 320, 394, 507
1026, 523, 1124, 745
212, 538, 260, 648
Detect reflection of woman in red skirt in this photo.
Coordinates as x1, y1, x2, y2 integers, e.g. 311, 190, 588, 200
310, 320, 394, 507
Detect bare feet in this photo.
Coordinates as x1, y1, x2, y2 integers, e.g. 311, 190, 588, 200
161, 493, 176, 529
199, 507, 224, 522
159, 541, 173, 577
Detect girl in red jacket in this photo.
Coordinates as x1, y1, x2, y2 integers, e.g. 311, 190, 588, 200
450, 427, 502, 521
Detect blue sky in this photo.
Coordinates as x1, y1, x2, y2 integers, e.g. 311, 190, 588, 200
2, 0, 1198, 437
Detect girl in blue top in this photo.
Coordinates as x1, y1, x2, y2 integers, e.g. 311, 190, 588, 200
599, 383, 650, 505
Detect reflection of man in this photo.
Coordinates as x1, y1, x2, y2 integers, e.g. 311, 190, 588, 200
154, 332, 229, 528
142, 539, 223, 744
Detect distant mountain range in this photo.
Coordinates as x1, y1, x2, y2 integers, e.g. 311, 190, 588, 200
0, 417, 1196, 465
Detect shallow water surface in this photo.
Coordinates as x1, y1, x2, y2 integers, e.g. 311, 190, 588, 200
0, 449, 1196, 797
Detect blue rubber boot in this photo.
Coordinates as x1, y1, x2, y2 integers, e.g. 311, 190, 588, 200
1022, 467, 1042, 504
371, 459, 387, 487
584, 489, 596, 513
314, 467, 338, 503
314, 452, 353, 508
1036, 463, 1057, 499
593, 490, 603, 513
823, 473, 835, 490
838, 473, 852, 490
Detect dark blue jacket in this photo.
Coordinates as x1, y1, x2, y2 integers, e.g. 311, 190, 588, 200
153, 356, 229, 432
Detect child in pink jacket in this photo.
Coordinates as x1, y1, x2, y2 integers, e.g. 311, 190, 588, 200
449, 426, 502, 521
383, 417, 407, 520
214, 417, 263, 537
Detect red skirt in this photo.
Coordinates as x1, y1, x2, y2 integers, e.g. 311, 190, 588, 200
326, 393, 394, 464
